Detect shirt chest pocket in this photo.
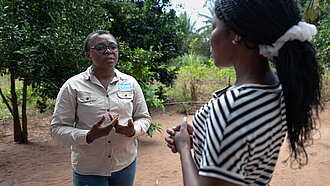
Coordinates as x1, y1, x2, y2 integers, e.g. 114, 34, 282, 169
77, 94, 97, 103
116, 90, 133, 112
77, 93, 99, 113
117, 90, 133, 100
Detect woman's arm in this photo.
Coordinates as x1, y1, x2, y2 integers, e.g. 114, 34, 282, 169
131, 80, 151, 136
179, 148, 199, 186
172, 120, 239, 186
50, 82, 90, 147
173, 120, 199, 186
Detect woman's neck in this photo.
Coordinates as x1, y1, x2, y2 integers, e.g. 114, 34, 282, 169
92, 66, 115, 89
233, 55, 278, 86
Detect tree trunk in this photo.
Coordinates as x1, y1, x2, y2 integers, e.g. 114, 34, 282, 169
190, 81, 197, 101
10, 69, 23, 143
21, 78, 28, 143
228, 75, 231, 86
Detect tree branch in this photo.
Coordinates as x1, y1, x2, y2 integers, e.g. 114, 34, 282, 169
0, 87, 13, 115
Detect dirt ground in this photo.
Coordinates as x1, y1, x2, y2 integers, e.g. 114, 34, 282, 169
0, 102, 329, 186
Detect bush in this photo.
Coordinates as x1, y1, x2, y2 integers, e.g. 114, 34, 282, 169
165, 53, 236, 102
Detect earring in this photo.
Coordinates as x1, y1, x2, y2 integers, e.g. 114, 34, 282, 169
232, 40, 238, 45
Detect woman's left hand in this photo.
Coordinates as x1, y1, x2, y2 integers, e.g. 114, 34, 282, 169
114, 118, 135, 137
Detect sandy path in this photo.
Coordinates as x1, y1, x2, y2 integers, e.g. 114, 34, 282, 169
0, 103, 329, 186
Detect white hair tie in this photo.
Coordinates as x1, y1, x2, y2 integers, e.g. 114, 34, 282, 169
259, 21, 317, 59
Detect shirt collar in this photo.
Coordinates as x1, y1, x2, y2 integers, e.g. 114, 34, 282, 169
83, 66, 127, 83
212, 86, 231, 98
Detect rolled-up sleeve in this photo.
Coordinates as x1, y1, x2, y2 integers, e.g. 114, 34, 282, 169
50, 81, 89, 147
131, 80, 151, 137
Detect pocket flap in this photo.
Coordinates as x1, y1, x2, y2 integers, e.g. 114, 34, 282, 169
117, 91, 133, 99
77, 94, 96, 103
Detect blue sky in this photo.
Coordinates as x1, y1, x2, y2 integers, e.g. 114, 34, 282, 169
170, 0, 213, 30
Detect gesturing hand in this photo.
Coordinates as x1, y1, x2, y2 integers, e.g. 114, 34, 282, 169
114, 118, 135, 137
165, 117, 193, 153
172, 118, 192, 154
86, 113, 118, 143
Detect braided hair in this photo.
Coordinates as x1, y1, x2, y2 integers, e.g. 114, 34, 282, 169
215, 0, 323, 166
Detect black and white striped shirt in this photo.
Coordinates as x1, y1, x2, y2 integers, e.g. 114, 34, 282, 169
193, 84, 287, 185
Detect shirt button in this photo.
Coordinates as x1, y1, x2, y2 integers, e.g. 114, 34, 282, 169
108, 155, 111, 158
108, 141, 111, 143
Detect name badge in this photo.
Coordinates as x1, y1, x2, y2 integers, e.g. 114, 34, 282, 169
118, 83, 132, 90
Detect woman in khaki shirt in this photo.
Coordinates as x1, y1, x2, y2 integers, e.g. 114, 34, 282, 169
50, 30, 151, 186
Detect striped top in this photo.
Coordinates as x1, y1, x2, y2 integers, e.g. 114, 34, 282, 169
193, 84, 287, 185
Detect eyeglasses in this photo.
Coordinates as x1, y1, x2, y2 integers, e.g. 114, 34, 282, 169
90, 44, 118, 53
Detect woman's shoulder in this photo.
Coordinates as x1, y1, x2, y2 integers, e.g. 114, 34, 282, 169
115, 69, 138, 82
210, 83, 283, 113
222, 83, 282, 100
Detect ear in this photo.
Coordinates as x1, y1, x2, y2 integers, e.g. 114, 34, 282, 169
232, 34, 242, 45
85, 52, 91, 62
234, 35, 242, 43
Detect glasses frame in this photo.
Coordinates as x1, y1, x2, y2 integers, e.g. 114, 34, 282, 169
90, 44, 119, 54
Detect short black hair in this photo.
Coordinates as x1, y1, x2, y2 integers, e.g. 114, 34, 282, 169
84, 30, 116, 52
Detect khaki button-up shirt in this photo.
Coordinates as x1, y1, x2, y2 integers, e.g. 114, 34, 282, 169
50, 66, 151, 176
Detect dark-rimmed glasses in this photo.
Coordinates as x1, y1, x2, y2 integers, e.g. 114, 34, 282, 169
90, 44, 118, 53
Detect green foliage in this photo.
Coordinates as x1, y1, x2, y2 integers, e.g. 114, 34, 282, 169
102, 0, 183, 87
146, 122, 164, 138
0, 0, 183, 109
311, 1, 330, 100
0, 0, 109, 102
180, 62, 210, 101
1, 0, 184, 139
0, 75, 50, 118
165, 53, 236, 102
312, 2, 330, 72
178, 12, 196, 34
104, 0, 185, 63
168, 52, 210, 67
117, 41, 164, 110
178, 9, 212, 58
179, 102, 193, 115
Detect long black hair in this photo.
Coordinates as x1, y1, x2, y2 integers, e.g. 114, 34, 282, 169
215, 0, 323, 166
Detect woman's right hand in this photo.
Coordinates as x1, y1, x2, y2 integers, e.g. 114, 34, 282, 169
86, 113, 118, 143
165, 118, 193, 153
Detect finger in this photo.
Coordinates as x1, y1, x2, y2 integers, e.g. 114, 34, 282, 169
114, 114, 120, 126
127, 119, 133, 127
173, 124, 181, 131
171, 148, 177, 153
166, 128, 175, 136
187, 124, 193, 134
171, 146, 177, 153
180, 118, 188, 132
96, 115, 106, 126
105, 120, 115, 130
110, 115, 119, 125
165, 136, 174, 144
108, 113, 114, 121
167, 143, 173, 149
